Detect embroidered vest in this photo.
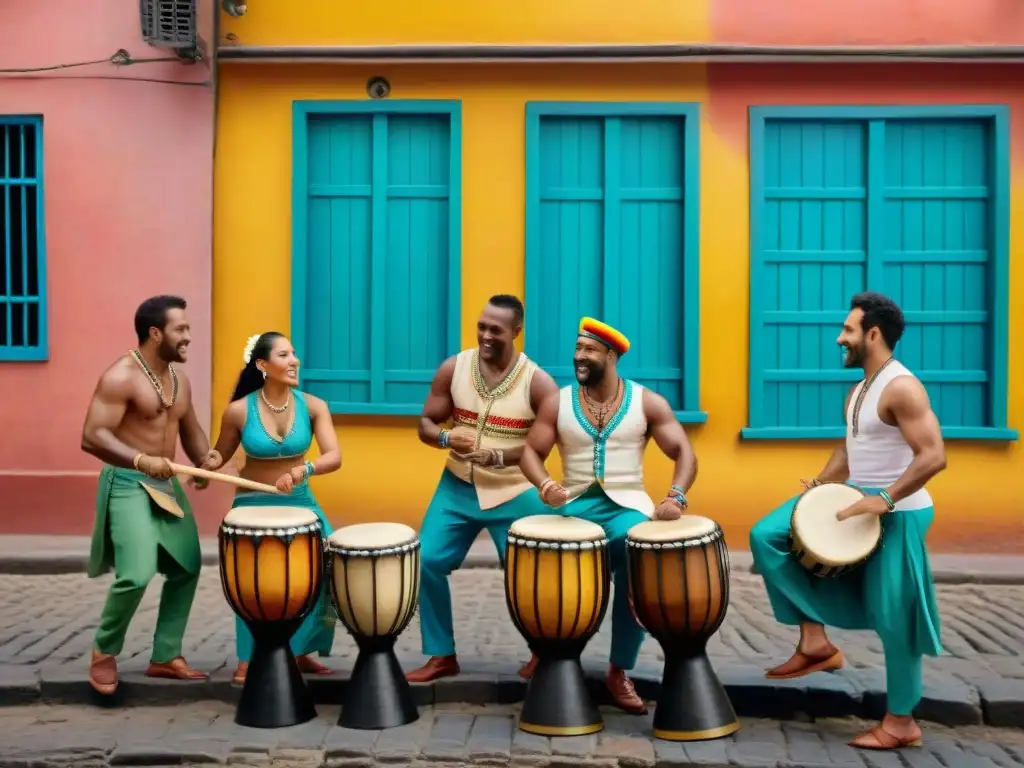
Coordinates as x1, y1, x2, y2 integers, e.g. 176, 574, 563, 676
445, 348, 538, 510
556, 380, 654, 518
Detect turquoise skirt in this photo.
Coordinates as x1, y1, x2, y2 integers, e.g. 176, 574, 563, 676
229, 483, 336, 663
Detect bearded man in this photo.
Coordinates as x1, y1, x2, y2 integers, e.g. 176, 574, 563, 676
518, 317, 699, 714
749, 292, 946, 751
80, 295, 219, 696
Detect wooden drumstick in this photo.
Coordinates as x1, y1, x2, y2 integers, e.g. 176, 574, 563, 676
168, 462, 282, 494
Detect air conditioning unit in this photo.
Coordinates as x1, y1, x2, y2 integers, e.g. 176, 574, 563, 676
140, 0, 197, 49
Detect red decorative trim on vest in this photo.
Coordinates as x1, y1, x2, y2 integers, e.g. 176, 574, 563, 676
453, 408, 534, 431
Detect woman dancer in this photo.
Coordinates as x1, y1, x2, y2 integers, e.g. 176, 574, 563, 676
203, 331, 341, 684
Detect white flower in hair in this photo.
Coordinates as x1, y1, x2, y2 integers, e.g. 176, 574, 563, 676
242, 334, 261, 365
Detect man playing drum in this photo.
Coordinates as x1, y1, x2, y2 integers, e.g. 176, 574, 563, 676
519, 317, 699, 714
405, 295, 559, 683
750, 292, 946, 751
80, 295, 220, 695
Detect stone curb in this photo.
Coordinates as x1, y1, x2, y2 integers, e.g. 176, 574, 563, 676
2, 548, 1022, 584
2, 659, 1020, 729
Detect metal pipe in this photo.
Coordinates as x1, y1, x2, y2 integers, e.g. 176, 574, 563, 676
216, 43, 1024, 64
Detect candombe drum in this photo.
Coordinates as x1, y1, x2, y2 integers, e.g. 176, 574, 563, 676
505, 514, 611, 736
626, 516, 739, 741
790, 482, 881, 578
218, 506, 324, 728
326, 522, 421, 729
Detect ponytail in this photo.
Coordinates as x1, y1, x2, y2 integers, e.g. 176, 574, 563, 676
230, 331, 285, 402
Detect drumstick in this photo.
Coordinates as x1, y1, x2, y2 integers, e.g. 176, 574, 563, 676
168, 462, 282, 494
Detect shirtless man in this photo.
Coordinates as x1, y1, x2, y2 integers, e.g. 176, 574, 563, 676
750, 291, 946, 751
80, 295, 219, 695
405, 295, 559, 683
519, 317, 699, 713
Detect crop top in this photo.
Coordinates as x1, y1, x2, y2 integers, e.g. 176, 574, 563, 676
239, 389, 313, 460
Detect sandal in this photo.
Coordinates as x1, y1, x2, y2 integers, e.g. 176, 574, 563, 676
850, 724, 922, 750
765, 648, 844, 680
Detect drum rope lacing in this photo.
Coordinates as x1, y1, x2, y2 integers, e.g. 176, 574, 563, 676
506, 534, 610, 550
626, 529, 723, 550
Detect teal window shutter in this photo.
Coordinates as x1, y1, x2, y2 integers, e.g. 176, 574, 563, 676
0, 116, 47, 362
291, 101, 462, 416
745, 106, 1015, 441
524, 102, 704, 424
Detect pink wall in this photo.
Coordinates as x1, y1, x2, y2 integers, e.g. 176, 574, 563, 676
711, 0, 1024, 45
0, 0, 216, 532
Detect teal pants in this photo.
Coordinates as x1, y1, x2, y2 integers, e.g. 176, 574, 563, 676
232, 484, 336, 662
564, 485, 649, 671
749, 487, 943, 716
418, 470, 548, 657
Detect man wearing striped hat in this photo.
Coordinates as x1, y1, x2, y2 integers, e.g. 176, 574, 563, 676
519, 317, 699, 713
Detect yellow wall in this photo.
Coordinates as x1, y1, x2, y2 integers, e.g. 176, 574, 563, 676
213, 62, 1023, 553
218, 0, 709, 46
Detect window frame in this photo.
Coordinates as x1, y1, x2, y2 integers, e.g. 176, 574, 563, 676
290, 99, 463, 416
523, 101, 705, 424
743, 104, 1015, 441
0, 115, 48, 363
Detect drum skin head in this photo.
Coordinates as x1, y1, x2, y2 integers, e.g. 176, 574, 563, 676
222, 506, 319, 529
509, 514, 605, 541
629, 515, 718, 543
792, 483, 880, 565
328, 522, 417, 550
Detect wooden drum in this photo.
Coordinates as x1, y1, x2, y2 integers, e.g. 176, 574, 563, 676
218, 505, 324, 728
326, 522, 421, 730
626, 516, 740, 741
505, 514, 610, 736
790, 482, 881, 578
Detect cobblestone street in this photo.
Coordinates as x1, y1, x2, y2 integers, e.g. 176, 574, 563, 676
0, 568, 1022, 729
0, 701, 1023, 767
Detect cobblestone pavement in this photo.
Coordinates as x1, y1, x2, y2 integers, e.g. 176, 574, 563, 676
0, 701, 1022, 768
0, 570, 1022, 726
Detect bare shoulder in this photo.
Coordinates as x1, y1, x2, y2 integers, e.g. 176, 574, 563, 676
303, 392, 330, 415
94, 355, 138, 398
885, 375, 931, 406
220, 397, 247, 425
641, 386, 674, 421
433, 355, 458, 383
537, 387, 562, 419
529, 365, 559, 397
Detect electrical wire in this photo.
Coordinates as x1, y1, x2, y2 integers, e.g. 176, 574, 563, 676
0, 48, 210, 86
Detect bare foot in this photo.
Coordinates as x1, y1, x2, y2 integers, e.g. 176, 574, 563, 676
296, 655, 333, 675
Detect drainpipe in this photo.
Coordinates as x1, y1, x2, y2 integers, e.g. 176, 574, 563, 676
216, 43, 1024, 64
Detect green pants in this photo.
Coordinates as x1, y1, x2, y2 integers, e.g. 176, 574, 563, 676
564, 485, 649, 671
88, 467, 202, 662
749, 487, 943, 716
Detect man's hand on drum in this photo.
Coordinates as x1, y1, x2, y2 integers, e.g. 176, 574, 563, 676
539, 478, 568, 508
835, 495, 889, 521
275, 465, 307, 494
654, 496, 684, 520
447, 426, 477, 455
799, 477, 822, 490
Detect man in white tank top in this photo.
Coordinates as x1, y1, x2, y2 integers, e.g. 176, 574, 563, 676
519, 317, 699, 714
749, 292, 946, 751
406, 296, 559, 684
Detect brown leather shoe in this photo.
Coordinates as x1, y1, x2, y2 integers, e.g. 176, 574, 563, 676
518, 654, 539, 680
607, 666, 647, 714
406, 655, 460, 683
145, 656, 209, 680
89, 649, 118, 695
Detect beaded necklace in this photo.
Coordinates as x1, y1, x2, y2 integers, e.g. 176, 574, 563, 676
851, 356, 893, 438
583, 378, 622, 434
130, 348, 178, 410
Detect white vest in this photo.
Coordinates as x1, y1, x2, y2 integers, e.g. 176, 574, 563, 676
845, 359, 933, 511
556, 381, 654, 517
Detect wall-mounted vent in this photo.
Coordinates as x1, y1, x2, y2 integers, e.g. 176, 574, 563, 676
140, 0, 197, 49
